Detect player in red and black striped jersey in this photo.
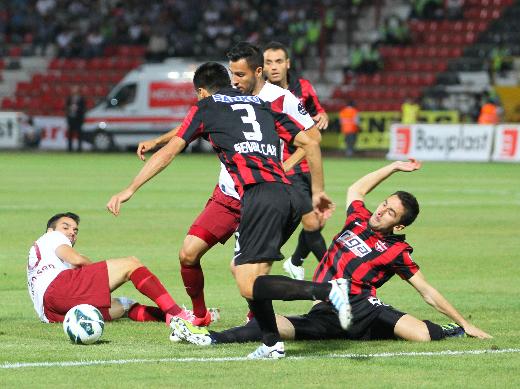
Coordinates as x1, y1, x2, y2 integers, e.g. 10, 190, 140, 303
195, 160, 492, 345
263, 41, 330, 280
107, 62, 351, 358
263, 42, 329, 130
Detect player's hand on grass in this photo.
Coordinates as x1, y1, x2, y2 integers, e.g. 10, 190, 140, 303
312, 112, 329, 130
393, 158, 422, 172
464, 324, 493, 339
136, 140, 157, 161
106, 188, 135, 216
312, 191, 336, 220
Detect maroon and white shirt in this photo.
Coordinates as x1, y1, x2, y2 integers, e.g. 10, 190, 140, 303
27, 231, 73, 322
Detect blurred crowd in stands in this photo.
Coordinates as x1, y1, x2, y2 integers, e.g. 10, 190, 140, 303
347, 0, 465, 75
0, 0, 335, 64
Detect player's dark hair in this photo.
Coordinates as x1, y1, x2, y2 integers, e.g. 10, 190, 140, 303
193, 62, 231, 93
263, 41, 290, 59
47, 212, 80, 230
392, 191, 419, 226
226, 41, 263, 71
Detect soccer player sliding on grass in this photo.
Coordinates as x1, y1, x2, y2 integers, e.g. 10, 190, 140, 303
27, 212, 186, 323
172, 160, 492, 345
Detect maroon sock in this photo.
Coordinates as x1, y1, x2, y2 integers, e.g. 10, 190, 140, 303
130, 266, 181, 316
180, 263, 207, 318
128, 304, 165, 322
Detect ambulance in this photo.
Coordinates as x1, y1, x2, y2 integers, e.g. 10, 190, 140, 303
83, 59, 202, 151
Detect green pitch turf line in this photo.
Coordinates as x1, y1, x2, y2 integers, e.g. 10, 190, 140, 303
2, 348, 519, 369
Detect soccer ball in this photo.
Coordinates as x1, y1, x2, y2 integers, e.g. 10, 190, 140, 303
63, 304, 104, 345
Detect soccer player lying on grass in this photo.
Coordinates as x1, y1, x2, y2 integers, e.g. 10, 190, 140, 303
171, 160, 492, 345
27, 212, 190, 323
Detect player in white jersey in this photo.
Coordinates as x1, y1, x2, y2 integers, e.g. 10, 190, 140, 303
27, 212, 192, 323
134, 42, 325, 324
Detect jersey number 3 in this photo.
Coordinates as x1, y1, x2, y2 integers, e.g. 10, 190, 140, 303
232, 104, 263, 142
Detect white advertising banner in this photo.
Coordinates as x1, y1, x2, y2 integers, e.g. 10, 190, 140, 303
492, 124, 520, 162
387, 124, 494, 161
34, 116, 92, 150
0, 112, 22, 148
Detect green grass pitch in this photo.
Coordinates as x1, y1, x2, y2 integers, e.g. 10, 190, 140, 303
1, 152, 519, 388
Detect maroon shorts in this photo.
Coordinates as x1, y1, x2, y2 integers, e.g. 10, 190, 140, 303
43, 261, 112, 322
188, 185, 241, 247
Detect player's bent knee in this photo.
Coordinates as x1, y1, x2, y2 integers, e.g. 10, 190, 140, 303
179, 248, 200, 266
127, 256, 142, 268
236, 280, 253, 299
302, 212, 320, 231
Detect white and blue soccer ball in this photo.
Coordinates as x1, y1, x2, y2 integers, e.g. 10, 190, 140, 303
63, 304, 104, 345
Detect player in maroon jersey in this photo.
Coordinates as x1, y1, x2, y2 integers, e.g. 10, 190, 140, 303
263, 41, 330, 281
107, 62, 351, 358
172, 159, 492, 345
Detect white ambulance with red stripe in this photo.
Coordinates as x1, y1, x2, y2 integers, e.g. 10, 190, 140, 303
83, 59, 201, 151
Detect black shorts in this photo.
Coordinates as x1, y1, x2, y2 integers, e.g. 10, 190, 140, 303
287, 172, 313, 215
233, 182, 303, 265
287, 296, 406, 341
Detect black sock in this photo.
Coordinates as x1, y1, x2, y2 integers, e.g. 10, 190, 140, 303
247, 299, 279, 346
253, 275, 331, 302
423, 320, 445, 340
291, 229, 327, 266
291, 230, 308, 266
303, 229, 327, 262
210, 319, 262, 344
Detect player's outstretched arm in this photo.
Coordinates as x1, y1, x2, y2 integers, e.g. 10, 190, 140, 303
55, 244, 92, 267
407, 271, 493, 339
107, 136, 187, 216
347, 159, 422, 208
137, 126, 181, 161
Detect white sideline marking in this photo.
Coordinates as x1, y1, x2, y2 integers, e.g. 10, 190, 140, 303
2, 348, 519, 369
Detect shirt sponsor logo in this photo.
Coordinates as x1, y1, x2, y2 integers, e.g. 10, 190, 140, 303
336, 230, 372, 257
213, 94, 261, 104
234, 141, 277, 157
297, 102, 308, 116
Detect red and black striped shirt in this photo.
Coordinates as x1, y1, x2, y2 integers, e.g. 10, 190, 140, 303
288, 72, 326, 117
313, 200, 419, 297
177, 87, 304, 196
286, 72, 325, 175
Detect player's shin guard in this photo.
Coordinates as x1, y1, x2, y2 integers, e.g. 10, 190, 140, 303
247, 299, 280, 347
209, 319, 263, 344
423, 320, 445, 340
252, 275, 331, 302
180, 263, 207, 318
